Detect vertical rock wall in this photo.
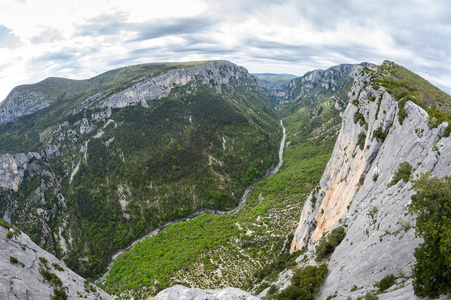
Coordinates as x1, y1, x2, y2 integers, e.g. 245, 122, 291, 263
290, 65, 451, 299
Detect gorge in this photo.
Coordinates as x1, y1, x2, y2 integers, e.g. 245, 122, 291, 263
0, 60, 450, 300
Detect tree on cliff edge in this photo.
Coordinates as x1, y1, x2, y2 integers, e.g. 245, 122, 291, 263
410, 172, 451, 298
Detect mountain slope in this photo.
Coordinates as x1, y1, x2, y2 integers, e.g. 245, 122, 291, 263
0, 219, 113, 299
287, 61, 451, 299
0, 60, 282, 279
271, 63, 368, 114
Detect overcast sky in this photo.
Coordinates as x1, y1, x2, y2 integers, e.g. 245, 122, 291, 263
1, 0, 450, 101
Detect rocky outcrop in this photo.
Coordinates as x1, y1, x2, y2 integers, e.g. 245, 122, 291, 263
155, 285, 260, 300
271, 63, 368, 106
102, 61, 255, 108
0, 90, 51, 124
0, 221, 113, 299
290, 64, 451, 299
0, 154, 28, 192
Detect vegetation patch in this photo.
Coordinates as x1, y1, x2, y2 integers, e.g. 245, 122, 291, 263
372, 127, 387, 142
315, 226, 346, 262
410, 173, 451, 298
39, 268, 62, 286
388, 162, 412, 187
357, 132, 366, 150
375, 61, 451, 127
354, 111, 366, 127
267, 264, 328, 300
374, 274, 395, 292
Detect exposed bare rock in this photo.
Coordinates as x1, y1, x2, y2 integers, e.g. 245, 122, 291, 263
103, 61, 255, 108
290, 64, 451, 299
155, 285, 260, 300
0, 222, 113, 299
0, 154, 28, 192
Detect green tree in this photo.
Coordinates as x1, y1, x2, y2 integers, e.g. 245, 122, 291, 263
410, 172, 451, 298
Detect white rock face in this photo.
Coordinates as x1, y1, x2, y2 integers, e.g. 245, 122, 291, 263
0, 224, 113, 299
103, 61, 254, 108
155, 285, 260, 300
0, 90, 51, 124
0, 154, 28, 192
270, 63, 367, 105
290, 65, 451, 299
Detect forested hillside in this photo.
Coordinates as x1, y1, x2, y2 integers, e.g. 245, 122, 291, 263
0, 61, 281, 279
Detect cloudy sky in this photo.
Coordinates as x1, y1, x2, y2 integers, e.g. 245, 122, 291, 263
1, 0, 450, 101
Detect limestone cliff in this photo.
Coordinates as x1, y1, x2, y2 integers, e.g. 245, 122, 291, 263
271, 63, 368, 108
0, 220, 113, 299
290, 63, 451, 299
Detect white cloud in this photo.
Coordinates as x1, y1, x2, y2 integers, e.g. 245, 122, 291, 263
0, 0, 450, 101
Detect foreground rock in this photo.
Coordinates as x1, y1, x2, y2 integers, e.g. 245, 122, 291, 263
155, 285, 260, 300
0, 221, 113, 299
290, 62, 451, 299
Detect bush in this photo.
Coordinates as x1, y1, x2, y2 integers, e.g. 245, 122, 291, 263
410, 173, 451, 298
375, 274, 395, 292
10, 256, 19, 264
269, 264, 328, 300
39, 268, 62, 286
388, 162, 412, 187
444, 123, 451, 137
357, 132, 366, 150
52, 289, 67, 300
372, 127, 387, 142
316, 227, 346, 261
6, 231, 13, 239
354, 111, 366, 127
39, 257, 48, 264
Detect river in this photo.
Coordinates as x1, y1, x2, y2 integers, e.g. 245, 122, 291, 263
97, 119, 286, 283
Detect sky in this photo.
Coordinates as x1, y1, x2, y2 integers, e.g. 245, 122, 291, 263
0, 0, 450, 101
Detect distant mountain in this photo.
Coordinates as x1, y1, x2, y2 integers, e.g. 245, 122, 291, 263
252, 73, 298, 86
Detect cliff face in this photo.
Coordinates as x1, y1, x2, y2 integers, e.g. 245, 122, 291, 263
0, 221, 113, 299
102, 61, 253, 108
271, 63, 367, 109
290, 63, 451, 299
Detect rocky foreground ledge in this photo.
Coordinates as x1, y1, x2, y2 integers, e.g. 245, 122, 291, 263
0, 221, 113, 300
155, 285, 260, 300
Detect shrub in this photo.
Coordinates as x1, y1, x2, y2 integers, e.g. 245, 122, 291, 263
357, 132, 366, 150
10, 256, 19, 264
270, 264, 328, 300
372, 127, 387, 142
52, 289, 67, 300
444, 123, 451, 138
39, 268, 62, 286
316, 227, 346, 261
375, 274, 395, 292
397, 98, 408, 125
39, 257, 48, 264
52, 263, 65, 271
372, 172, 380, 182
354, 111, 366, 127
388, 162, 412, 187
410, 173, 451, 298
6, 231, 13, 239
